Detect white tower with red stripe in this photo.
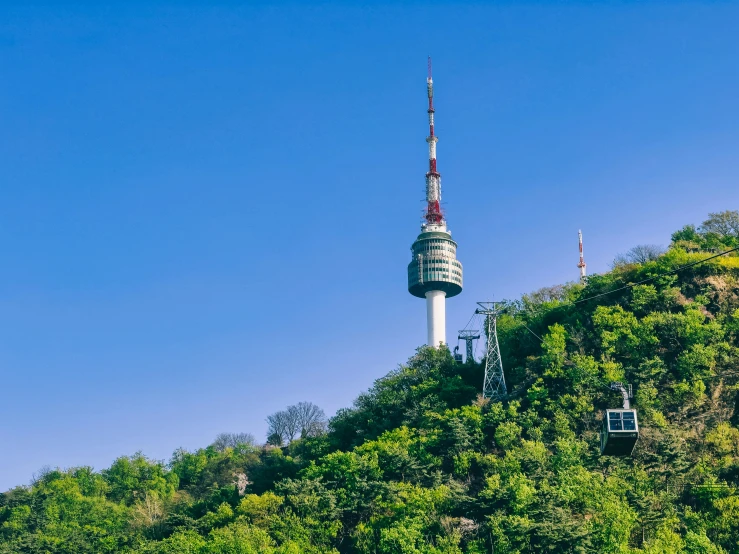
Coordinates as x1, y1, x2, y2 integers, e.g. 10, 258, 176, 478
578, 230, 587, 280
407, 59, 463, 346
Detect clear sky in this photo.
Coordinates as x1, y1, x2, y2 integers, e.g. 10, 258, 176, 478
1, 2, 738, 491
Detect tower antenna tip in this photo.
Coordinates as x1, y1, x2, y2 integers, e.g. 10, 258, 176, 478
427, 56, 432, 80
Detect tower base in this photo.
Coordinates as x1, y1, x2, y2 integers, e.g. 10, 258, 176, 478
426, 290, 447, 346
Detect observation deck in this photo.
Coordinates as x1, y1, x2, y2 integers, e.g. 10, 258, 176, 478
407, 226, 463, 299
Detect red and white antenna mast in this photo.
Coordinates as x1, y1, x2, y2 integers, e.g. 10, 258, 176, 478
578, 230, 587, 280
424, 56, 443, 226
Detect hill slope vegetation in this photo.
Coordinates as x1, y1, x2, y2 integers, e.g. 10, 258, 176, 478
3, 212, 739, 553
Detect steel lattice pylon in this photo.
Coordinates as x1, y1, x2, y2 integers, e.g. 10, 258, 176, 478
476, 302, 507, 400
457, 330, 480, 363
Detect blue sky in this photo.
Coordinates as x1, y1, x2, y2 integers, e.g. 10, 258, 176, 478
1, 2, 738, 490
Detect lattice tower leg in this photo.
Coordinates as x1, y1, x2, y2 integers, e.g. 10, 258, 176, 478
465, 339, 474, 364
482, 314, 507, 400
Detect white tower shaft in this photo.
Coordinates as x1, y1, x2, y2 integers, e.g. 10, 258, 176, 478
426, 290, 447, 346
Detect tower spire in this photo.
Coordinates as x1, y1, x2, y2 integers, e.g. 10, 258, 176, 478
578, 229, 587, 280
425, 56, 442, 226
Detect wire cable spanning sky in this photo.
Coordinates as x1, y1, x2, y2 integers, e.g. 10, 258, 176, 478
572, 246, 739, 305
1, 2, 738, 491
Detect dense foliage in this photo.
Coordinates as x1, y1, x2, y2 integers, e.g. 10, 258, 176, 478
3, 212, 739, 553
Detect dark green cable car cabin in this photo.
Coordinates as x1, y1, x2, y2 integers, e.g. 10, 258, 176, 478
600, 382, 639, 456
453, 346, 463, 363
600, 409, 639, 456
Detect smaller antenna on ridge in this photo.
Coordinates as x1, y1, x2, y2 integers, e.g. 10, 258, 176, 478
578, 230, 587, 281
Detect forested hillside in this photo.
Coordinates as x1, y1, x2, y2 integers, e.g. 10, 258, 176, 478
3, 212, 739, 553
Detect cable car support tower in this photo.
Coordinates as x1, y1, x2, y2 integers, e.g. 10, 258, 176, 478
457, 329, 480, 363
476, 302, 507, 400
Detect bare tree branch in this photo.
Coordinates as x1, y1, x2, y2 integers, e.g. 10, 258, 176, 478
291, 401, 327, 438
266, 409, 298, 445
612, 244, 665, 268
701, 210, 739, 238
211, 432, 256, 452
267, 402, 327, 445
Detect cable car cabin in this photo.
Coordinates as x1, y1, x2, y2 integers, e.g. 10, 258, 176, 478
453, 346, 463, 363
600, 409, 639, 456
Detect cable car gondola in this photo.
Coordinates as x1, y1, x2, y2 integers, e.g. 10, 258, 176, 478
453, 345, 463, 363
600, 383, 639, 456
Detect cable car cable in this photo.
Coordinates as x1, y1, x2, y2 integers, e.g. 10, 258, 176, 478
572, 246, 739, 306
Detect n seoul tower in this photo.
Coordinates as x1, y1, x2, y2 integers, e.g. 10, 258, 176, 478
407, 58, 463, 346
